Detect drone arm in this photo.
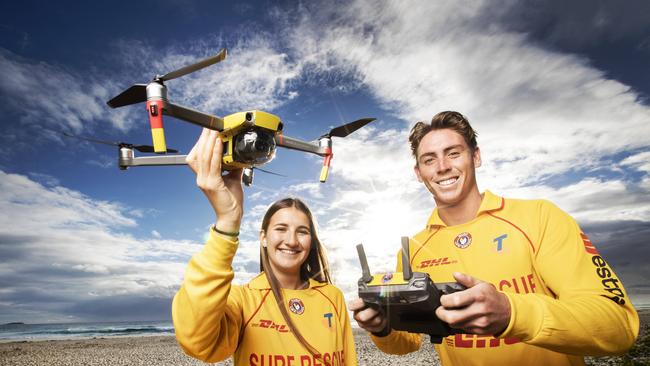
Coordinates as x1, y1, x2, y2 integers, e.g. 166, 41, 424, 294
274, 135, 328, 156
119, 148, 188, 169
163, 102, 225, 131
120, 155, 188, 168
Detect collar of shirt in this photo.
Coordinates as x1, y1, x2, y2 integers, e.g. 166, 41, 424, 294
426, 190, 505, 228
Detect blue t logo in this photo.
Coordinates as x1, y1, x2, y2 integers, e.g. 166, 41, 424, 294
493, 234, 507, 251
324, 313, 333, 327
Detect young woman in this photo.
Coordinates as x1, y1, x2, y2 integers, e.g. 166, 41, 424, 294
172, 128, 357, 365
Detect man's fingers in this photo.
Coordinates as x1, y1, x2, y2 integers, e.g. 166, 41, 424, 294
348, 298, 366, 312
440, 288, 474, 309
439, 272, 485, 308
354, 307, 383, 325
437, 305, 483, 328
453, 272, 481, 288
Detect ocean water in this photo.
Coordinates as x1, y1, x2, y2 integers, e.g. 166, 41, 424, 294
0, 320, 174, 342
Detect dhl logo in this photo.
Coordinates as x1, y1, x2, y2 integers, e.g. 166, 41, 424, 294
447, 334, 520, 348
252, 319, 290, 333
417, 257, 457, 269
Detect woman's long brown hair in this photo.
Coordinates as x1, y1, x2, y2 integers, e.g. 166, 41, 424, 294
259, 198, 331, 356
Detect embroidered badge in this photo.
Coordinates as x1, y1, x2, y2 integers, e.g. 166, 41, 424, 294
288, 298, 305, 315
454, 232, 472, 249
382, 273, 394, 283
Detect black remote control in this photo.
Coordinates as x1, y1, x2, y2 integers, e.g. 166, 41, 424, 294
357, 237, 466, 343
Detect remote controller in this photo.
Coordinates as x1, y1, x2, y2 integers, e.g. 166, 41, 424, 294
357, 237, 466, 343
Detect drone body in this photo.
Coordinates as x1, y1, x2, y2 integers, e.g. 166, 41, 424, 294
106, 48, 375, 185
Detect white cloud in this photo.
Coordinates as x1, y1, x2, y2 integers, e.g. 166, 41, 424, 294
0, 170, 264, 322
286, 0, 650, 186
112, 36, 301, 116
287, 182, 324, 199
500, 178, 650, 224
621, 151, 650, 174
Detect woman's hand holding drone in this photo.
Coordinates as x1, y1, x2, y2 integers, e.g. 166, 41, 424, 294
186, 128, 244, 234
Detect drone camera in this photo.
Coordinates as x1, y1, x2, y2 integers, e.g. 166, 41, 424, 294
232, 129, 277, 165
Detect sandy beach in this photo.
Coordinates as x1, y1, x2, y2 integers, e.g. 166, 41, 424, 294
1, 310, 648, 366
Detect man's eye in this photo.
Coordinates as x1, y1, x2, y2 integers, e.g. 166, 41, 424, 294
449, 152, 460, 158
423, 158, 434, 165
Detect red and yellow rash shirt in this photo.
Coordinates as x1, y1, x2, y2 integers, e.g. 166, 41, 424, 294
371, 190, 639, 366
173, 229, 357, 366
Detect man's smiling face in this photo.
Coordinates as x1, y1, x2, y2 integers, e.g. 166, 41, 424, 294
414, 128, 481, 209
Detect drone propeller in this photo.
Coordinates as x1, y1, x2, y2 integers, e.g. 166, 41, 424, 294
321, 118, 376, 139
106, 48, 228, 109
158, 48, 227, 82
106, 84, 147, 109
56, 130, 178, 153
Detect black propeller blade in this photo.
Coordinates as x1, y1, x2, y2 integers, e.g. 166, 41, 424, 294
322, 118, 376, 138
56, 130, 178, 153
107, 48, 227, 109
159, 48, 227, 81
106, 84, 147, 108
129, 144, 179, 154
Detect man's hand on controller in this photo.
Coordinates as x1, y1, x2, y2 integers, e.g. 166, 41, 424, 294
349, 298, 388, 334
435, 272, 512, 335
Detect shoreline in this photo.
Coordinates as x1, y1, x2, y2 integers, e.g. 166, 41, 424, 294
0, 332, 176, 344
1, 310, 647, 366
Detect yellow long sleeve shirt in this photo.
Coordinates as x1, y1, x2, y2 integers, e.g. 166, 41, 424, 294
173, 229, 358, 366
371, 190, 639, 366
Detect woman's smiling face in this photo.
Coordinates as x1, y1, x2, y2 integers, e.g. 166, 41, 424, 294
261, 207, 312, 277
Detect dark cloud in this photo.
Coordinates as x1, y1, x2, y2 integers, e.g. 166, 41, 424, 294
582, 220, 650, 295
64, 295, 172, 322
0, 233, 39, 260
496, 0, 650, 49
1, 286, 70, 304
495, 0, 650, 104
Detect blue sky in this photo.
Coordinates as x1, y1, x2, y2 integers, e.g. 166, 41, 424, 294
1, 0, 649, 323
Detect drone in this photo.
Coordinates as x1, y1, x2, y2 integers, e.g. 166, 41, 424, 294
106, 48, 375, 186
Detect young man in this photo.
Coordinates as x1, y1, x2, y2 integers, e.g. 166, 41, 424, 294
349, 111, 639, 365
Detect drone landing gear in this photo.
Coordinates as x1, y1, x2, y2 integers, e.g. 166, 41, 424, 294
243, 168, 254, 186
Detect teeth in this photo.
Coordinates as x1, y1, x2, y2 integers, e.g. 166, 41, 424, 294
438, 177, 458, 186
279, 249, 299, 254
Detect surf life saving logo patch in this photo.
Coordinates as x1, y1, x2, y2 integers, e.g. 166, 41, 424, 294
288, 298, 305, 315
454, 232, 472, 249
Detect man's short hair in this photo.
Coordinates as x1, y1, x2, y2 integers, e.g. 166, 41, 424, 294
408, 111, 478, 159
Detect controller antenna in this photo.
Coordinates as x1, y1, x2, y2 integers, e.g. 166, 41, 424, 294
356, 244, 373, 283
401, 237, 412, 280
